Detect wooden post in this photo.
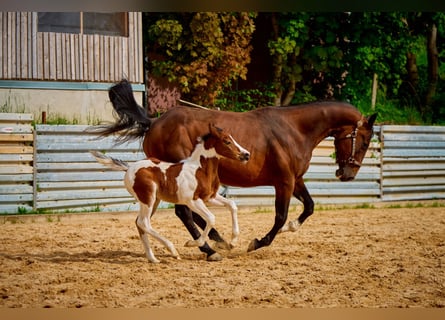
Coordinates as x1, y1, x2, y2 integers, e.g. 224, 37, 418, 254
42, 111, 47, 124
371, 73, 378, 110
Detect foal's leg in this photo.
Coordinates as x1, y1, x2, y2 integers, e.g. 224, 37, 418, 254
280, 179, 314, 233
207, 194, 239, 248
174, 205, 223, 261
135, 204, 159, 263
136, 201, 180, 263
247, 184, 292, 252
183, 200, 216, 248
191, 212, 227, 243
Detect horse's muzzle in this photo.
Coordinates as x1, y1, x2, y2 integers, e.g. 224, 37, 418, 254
239, 152, 250, 162
336, 167, 356, 181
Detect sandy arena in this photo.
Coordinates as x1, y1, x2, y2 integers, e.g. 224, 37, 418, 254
1, 203, 444, 308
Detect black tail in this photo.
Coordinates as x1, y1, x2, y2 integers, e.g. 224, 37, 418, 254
88, 79, 153, 144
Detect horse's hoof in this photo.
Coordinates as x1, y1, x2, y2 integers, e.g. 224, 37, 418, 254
247, 238, 260, 252
213, 240, 232, 251
184, 239, 204, 247
207, 252, 223, 262
148, 258, 161, 264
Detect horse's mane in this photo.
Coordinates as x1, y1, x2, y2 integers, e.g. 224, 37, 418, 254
283, 100, 355, 109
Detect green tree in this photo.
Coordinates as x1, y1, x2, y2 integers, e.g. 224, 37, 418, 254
342, 13, 410, 103
267, 12, 349, 106
265, 12, 444, 123
144, 12, 256, 107
402, 12, 445, 122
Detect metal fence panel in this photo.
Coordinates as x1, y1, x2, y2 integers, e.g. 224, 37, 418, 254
0, 113, 34, 213
381, 125, 445, 201
34, 124, 145, 212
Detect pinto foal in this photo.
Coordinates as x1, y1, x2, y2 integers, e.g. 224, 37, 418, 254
91, 124, 250, 263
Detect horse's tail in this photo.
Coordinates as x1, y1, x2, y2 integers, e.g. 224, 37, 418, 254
88, 79, 153, 144
90, 150, 129, 171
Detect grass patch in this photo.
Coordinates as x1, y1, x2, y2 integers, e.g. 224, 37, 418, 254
252, 206, 274, 214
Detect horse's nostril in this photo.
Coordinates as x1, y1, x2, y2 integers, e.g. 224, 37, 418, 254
241, 153, 250, 161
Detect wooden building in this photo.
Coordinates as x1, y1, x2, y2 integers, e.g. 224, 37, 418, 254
0, 12, 144, 124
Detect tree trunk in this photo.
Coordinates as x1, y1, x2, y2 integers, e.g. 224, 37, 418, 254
281, 79, 296, 106
406, 52, 419, 88
371, 73, 378, 110
425, 23, 438, 114
270, 13, 283, 106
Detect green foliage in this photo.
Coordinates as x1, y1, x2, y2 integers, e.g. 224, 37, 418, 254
144, 12, 257, 106
215, 82, 275, 111
17, 206, 29, 214
143, 12, 445, 123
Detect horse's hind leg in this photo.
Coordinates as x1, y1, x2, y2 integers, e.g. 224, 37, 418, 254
174, 204, 223, 261
136, 202, 180, 263
135, 205, 159, 263
280, 179, 314, 233
191, 211, 227, 243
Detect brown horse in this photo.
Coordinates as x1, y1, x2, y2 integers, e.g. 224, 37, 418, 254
94, 79, 377, 261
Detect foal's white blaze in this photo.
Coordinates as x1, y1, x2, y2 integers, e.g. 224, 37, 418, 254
229, 134, 250, 159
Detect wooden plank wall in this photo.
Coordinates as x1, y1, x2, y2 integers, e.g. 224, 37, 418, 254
35, 125, 144, 212
0, 113, 34, 213
381, 125, 445, 201
0, 12, 143, 83
227, 130, 382, 206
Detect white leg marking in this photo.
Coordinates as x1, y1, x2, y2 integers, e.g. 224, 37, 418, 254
136, 201, 180, 263
184, 199, 215, 247
280, 219, 302, 233
208, 194, 239, 247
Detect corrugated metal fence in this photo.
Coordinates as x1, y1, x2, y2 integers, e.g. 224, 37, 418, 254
35, 125, 143, 212
1, 113, 444, 213
381, 125, 445, 201
0, 113, 34, 213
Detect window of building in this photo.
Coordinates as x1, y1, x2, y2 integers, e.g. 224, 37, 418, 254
37, 12, 128, 37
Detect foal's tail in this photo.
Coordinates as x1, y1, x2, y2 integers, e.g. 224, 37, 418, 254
88, 79, 153, 144
90, 150, 129, 171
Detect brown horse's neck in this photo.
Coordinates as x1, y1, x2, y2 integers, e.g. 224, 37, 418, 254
289, 102, 363, 148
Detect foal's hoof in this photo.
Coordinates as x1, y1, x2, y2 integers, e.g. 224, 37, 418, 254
213, 240, 232, 251
207, 252, 223, 262
247, 238, 260, 252
184, 239, 204, 247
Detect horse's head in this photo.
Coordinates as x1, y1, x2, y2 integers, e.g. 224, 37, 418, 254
204, 123, 250, 162
334, 113, 377, 181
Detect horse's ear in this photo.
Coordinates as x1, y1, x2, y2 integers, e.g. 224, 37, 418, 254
209, 123, 223, 135
366, 113, 377, 128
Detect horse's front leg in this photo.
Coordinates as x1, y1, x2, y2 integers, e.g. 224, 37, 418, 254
207, 194, 239, 248
184, 200, 216, 248
247, 185, 292, 252
280, 178, 314, 233
174, 204, 223, 261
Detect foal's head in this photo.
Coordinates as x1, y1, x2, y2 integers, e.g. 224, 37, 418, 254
334, 113, 377, 181
201, 124, 250, 162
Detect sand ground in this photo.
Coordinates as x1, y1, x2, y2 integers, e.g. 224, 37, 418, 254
1, 202, 444, 308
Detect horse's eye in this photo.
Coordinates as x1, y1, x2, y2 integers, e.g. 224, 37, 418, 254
224, 140, 231, 145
